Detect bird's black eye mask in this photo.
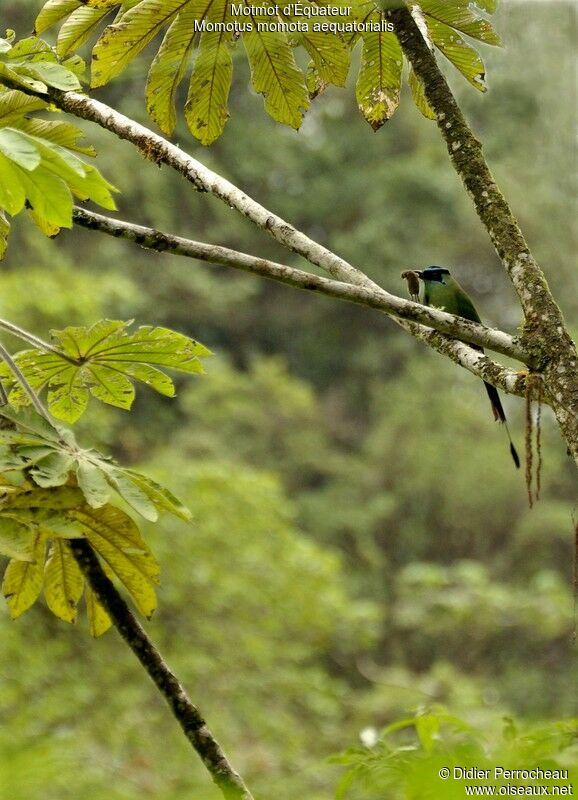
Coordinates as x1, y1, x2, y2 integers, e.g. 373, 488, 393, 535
417, 267, 450, 283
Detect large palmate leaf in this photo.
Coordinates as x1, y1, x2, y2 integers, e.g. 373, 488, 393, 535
91, 0, 189, 88
0, 319, 211, 423
0, 60, 117, 255
30, 0, 501, 136
0, 406, 192, 521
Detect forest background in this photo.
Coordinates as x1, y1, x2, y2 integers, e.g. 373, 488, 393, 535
0, 1, 576, 798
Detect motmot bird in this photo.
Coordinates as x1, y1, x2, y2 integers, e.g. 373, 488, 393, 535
415, 266, 520, 468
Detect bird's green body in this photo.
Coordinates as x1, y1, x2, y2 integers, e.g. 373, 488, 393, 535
420, 272, 481, 323
416, 266, 520, 468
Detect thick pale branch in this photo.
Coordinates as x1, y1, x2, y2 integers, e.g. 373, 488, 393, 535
4, 80, 534, 399
13, 84, 379, 291
72, 207, 531, 365
69, 539, 254, 800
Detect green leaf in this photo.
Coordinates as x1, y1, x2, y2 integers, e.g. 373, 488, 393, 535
44, 538, 84, 623
409, 65, 436, 120
5, 37, 54, 62
91, 0, 189, 88
8, 60, 82, 92
146, 4, 199, 135
185, 29, 233, 146
57, 6, 114, 58
76, 460, 113, 508
0, 129, 42, 170
421, 0, 502, 46
102, 468, 158, 520
2, 534, 45, 618
35, 1, 84, 35
13, 162, 73, 227
122, 469, 192, 521
0, 404, 64, 441
29, 451, 75, 487
12, 118, 96, 156
85, 582, 112, 636
0, 208, 10, 259
0, 152, 27, 214
0, 518, 38, 561
0, 90, 48, 126
73, 504, 159, 617
0, 407, 191, 522
0, 61, 48, 94
427, 16, 487, 91
0, 100, 116, 232
355, 22, 402, 130
242, 18, 309, 129
415, 712, 440, 753
299, 30, 350, 89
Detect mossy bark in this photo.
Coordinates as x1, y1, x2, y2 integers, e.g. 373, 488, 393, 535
388, 6, 578, 464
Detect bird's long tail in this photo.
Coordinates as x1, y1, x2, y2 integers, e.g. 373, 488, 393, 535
483, 381, 520, 468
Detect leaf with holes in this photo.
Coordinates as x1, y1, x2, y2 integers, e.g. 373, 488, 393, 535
426, 17, 487, 91
354, 14, 402, 130
421, 0, 501, 46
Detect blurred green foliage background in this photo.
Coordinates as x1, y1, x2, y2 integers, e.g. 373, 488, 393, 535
0, 1, 576, 797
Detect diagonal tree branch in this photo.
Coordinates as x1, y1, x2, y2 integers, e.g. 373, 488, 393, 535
72, 207, 531, 366
0, 80, 379, 292
68, 538, 255, 800
3, 79, 533, 401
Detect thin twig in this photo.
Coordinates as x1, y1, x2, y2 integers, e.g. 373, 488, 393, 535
0, 78, 540, 408
72, 207, 531, 365
0, 341, 53, 423
68, 538, 255, 800
4, 74, 575, 458
0, 318, 78, 363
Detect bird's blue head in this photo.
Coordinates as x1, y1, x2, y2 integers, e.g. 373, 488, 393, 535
416, 267, 451, 283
